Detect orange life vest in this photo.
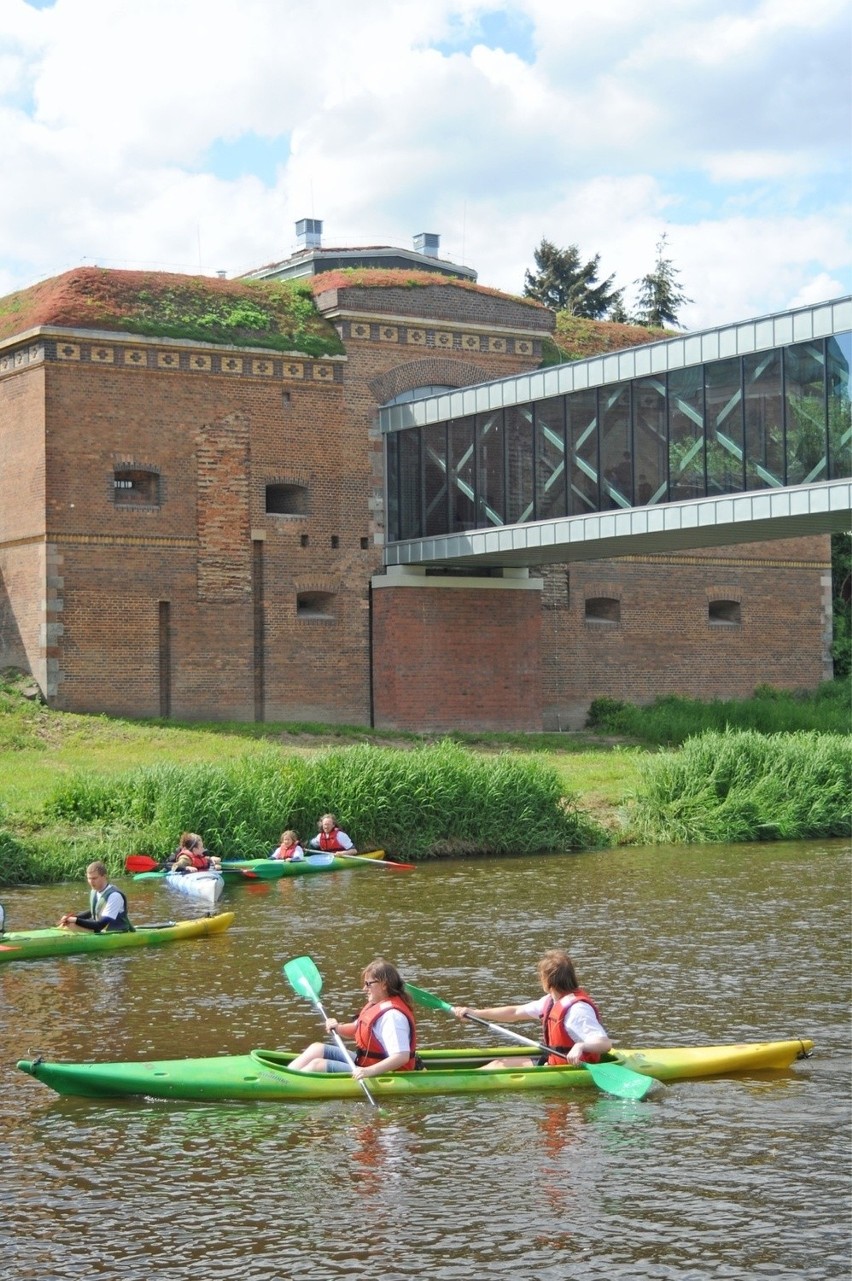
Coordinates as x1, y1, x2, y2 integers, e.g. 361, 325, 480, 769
542, 990, 602, 1066
354, 997, 417, 1071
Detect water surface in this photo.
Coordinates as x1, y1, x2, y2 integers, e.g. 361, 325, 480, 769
1, 839, 849, 1279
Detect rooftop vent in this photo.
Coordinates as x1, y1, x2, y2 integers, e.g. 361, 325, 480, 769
414, 232, 440, 257
296, 218, 323, 249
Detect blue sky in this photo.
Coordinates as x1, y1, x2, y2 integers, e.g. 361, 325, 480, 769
2, 0, 850, 328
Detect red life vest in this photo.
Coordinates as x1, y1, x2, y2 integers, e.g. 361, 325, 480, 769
182, 850, 211, 871
317, 827, 348, 852
541, 990, 602, 1066
354, 997, 417, 1071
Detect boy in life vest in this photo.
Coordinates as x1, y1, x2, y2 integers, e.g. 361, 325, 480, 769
58, 861, 134, 933
452, 949, 611, 1069
288, 959, 416, 1081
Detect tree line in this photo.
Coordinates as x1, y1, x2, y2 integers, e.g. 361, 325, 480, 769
524, 231, 692, 329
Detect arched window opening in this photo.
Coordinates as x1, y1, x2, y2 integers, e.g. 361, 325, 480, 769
585, 596, 621, 624
266, 483, 309, 515
709, 599, 742, 625
113, 468, 160, 507
297, 591, 334, 620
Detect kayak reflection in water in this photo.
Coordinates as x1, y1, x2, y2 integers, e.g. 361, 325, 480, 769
57, 861, 134, 933
288, 958, 417, 1081
452, 949, 611, 1069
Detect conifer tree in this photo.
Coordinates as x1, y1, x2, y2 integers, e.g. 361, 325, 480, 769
524, 238, 623, 318
634, 233, 692, 328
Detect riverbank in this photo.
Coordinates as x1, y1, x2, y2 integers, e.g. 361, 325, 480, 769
1, 673, 848, 885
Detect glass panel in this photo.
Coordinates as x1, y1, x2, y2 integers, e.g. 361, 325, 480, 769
705, 357, 743, 494
668, 366, 704, 501
476, 409, 504, 527
633, 376, 667, 504
534, 396, 567, 520
450, 416, 476, 531
385, 435, 399, 541
827, 332, 852, 479
397, 427, 422, 540
506, 405, 534, 524
743, 350, 783, 489
784, 341, 827, 483
600, 383, 631, 508
567, 389, 599, 514
423, 421, 449, 536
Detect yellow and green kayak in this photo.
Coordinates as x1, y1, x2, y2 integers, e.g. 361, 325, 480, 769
16, 1038, 813, 1101
0, 911, 235, 964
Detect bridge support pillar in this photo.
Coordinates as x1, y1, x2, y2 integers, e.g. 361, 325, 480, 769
371, 567, 544, 732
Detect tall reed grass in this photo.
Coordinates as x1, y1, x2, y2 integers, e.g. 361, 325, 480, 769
587, 682, 850, 746
27, 740, 606, 883
626, 730, 852, 844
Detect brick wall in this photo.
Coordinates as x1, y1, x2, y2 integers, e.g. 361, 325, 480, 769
538, 537, 832, 728
372, 578, 543, 731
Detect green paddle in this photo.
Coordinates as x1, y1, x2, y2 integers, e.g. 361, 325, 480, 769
283, 955, 379, 1109
406, 982, 658, 1101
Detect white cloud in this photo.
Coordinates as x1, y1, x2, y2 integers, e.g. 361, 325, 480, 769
0, 0, 849, 328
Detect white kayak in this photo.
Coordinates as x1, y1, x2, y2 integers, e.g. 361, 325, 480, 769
164, 870, 224, 905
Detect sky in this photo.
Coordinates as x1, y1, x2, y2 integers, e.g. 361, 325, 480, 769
2, 0, 850, 330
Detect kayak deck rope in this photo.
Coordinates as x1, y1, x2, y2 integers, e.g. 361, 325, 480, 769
796, 1039, 814, 1059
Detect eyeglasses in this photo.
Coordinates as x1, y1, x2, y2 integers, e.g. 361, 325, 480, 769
363, 979, 380, 988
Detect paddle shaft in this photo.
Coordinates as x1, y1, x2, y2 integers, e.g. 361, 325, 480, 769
307, 992, 378, 1109
461, 1012, 571, 1061
308, 847, 415, 870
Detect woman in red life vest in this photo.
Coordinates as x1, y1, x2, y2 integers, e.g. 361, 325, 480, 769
452, 949, 611, 1069
288, 959, 417, 1081
308, 812, 356, 854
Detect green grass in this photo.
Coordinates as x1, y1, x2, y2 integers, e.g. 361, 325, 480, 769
586, 683, 851, 745
1, 671, 848, 884
626, 729, 852, 844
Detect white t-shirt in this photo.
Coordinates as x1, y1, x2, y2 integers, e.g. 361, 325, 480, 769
94, 888, 126, 920
519, 994, 607, 1044
372, 1008, 412, 1057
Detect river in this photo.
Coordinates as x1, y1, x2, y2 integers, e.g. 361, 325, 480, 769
1, 838, 849, 1280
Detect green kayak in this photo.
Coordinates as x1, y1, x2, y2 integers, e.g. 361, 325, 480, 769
0, 911, 235, 963
220, 849, 387, 881
16, 1039, 813, 1102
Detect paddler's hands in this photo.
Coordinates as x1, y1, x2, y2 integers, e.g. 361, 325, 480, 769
324, 1018, 339, 1033
452, 1005, 475, 1021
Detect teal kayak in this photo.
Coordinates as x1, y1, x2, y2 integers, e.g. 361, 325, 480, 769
0, 911, 235, 963
16, 1039, 813, 1101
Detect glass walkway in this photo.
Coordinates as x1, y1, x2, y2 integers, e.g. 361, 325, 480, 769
382, 296, 852, 567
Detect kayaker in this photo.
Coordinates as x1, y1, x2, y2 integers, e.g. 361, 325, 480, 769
167, 833, 220, 873
288, 958, 417, 1080
271, 830, 305, 861
57, 861, 134, 933
309, 812, 356, 854
452, 949, 611, 1069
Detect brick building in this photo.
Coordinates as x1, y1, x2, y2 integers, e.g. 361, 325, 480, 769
0, 253, 834, 730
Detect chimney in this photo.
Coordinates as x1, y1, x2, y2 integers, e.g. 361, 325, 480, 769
414, 232, 440, 258
296, 218, 323, 249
